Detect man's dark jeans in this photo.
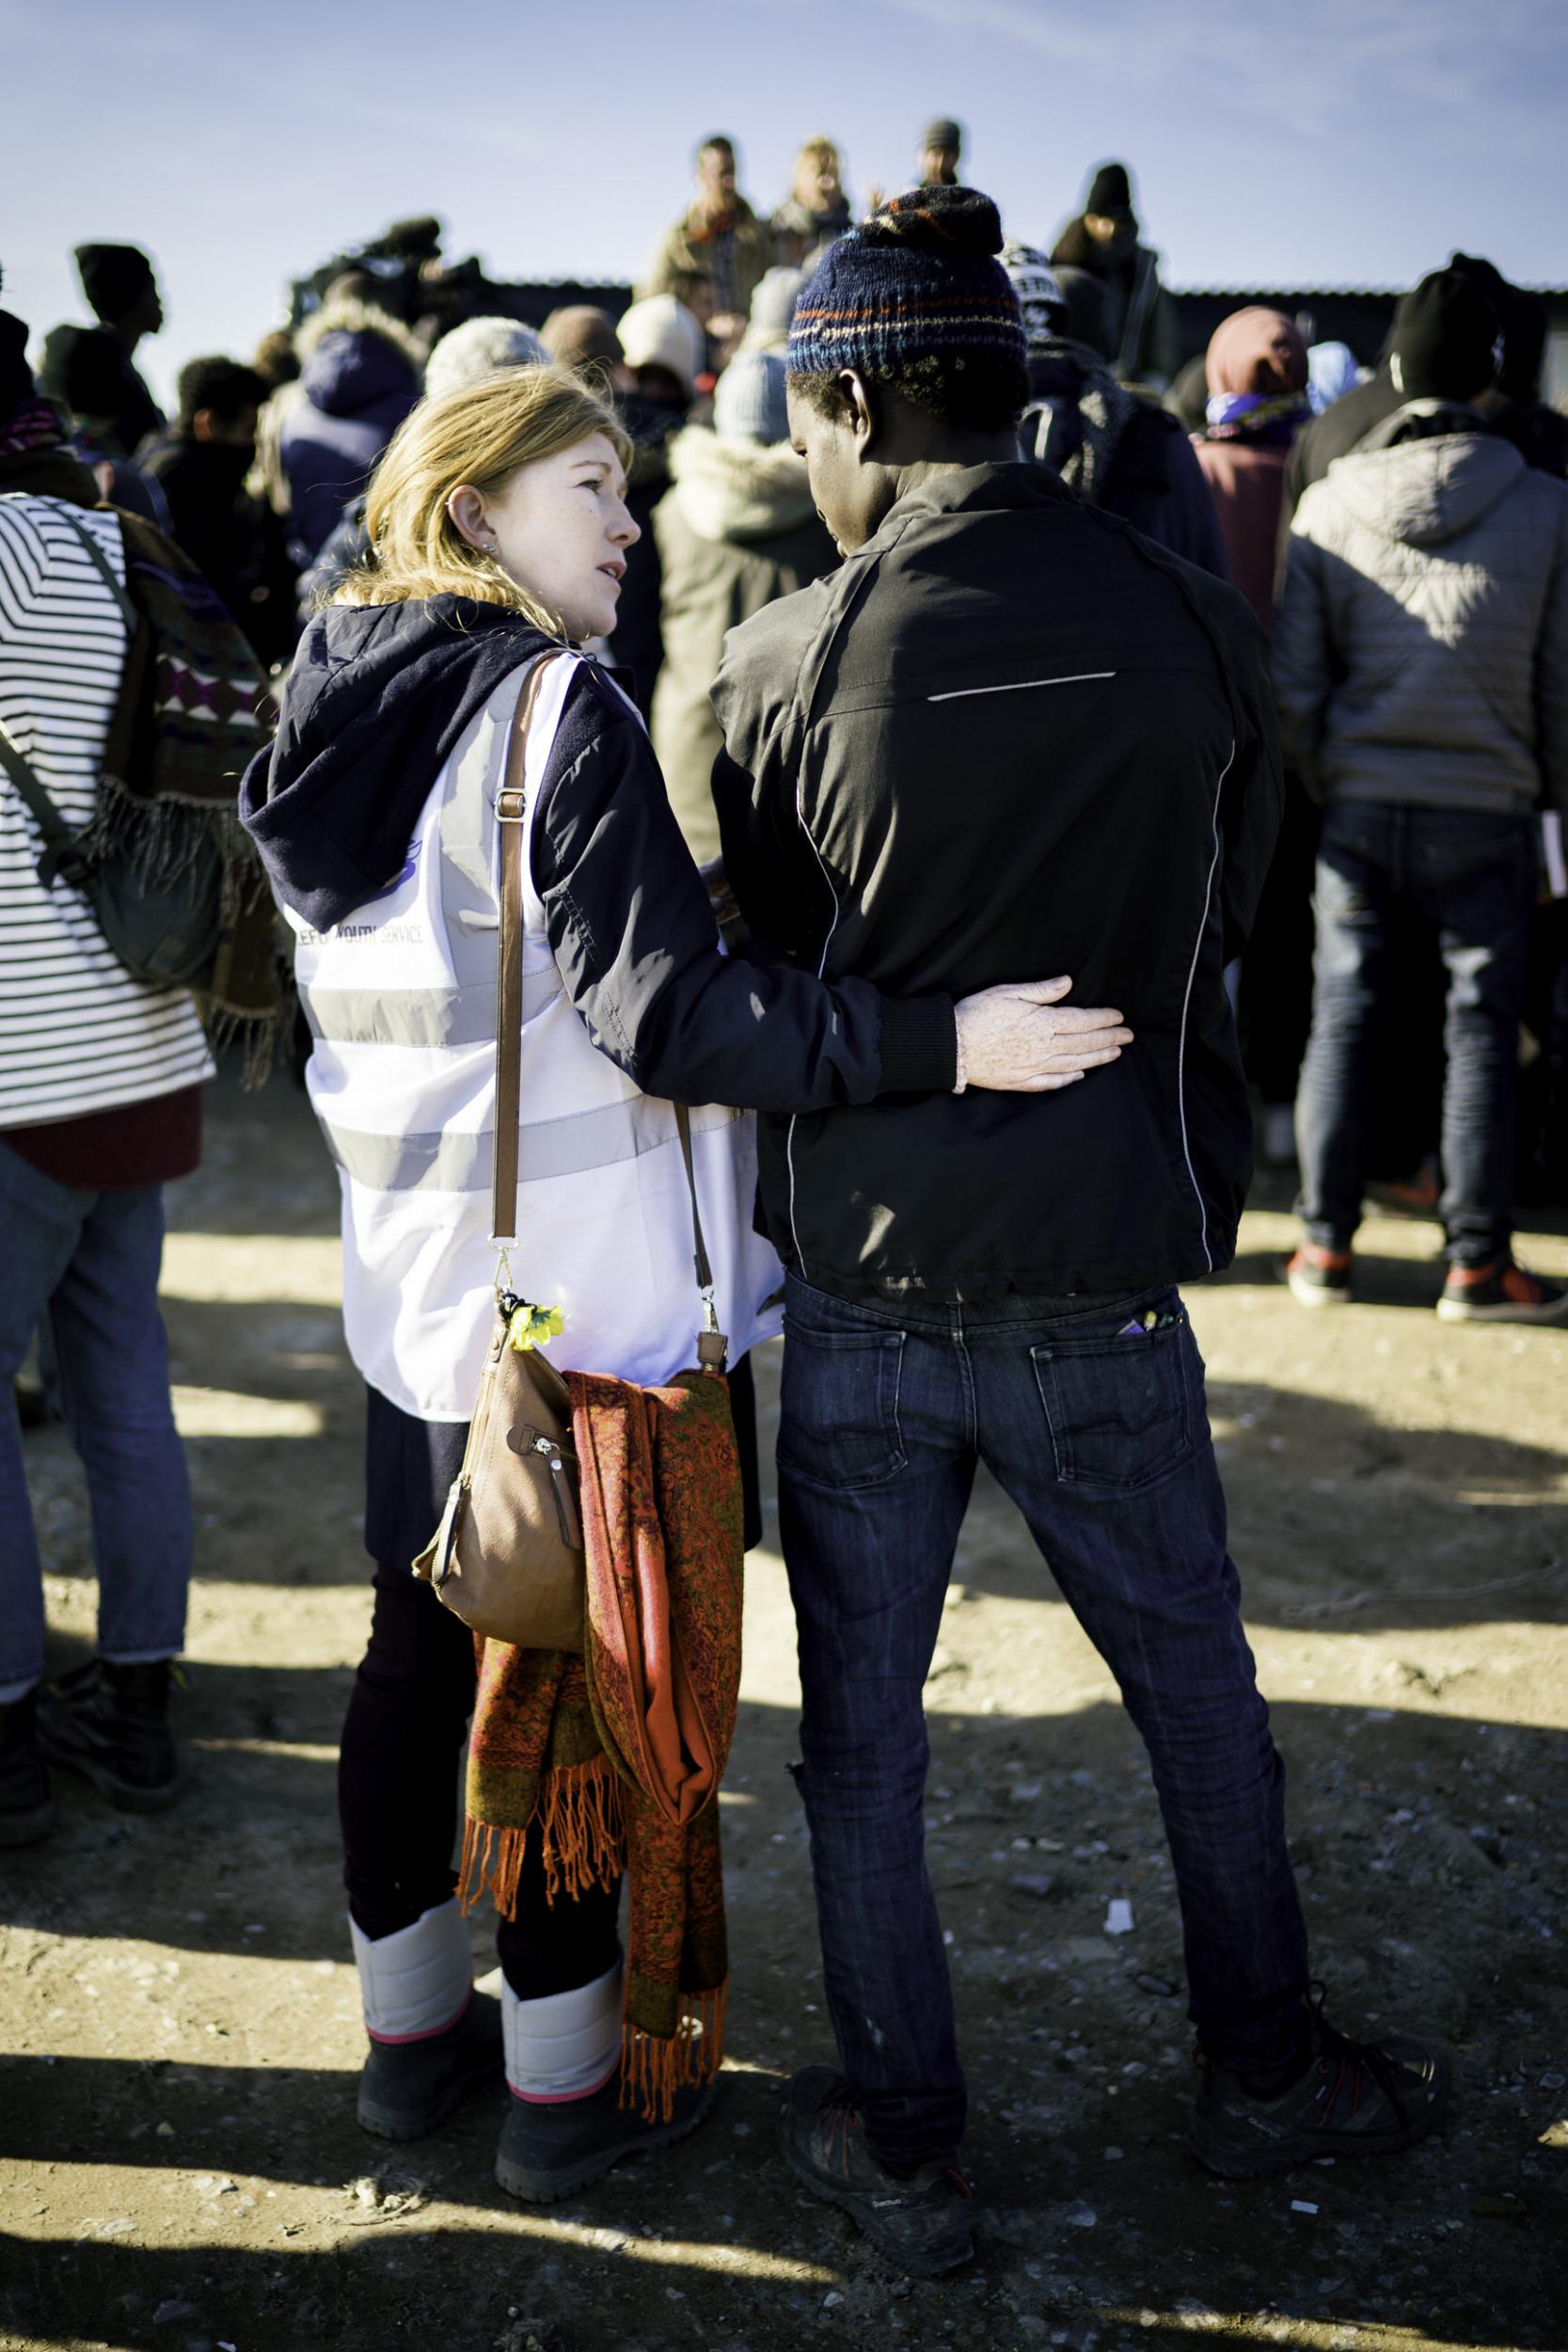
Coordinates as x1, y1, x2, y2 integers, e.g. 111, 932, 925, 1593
1295, 802, 1539, 1264
777, 1272, 1309, 2171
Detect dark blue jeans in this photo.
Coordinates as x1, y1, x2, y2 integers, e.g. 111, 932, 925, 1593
1295, 802, 1539, 1264
0, 1142, 192, 1699
777, 1272, 1309, 2170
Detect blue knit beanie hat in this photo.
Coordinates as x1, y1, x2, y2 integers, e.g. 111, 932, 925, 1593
787, 185, 1025, 378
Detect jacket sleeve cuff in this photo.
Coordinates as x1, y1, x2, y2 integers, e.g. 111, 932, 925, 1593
876, 995, 958, 1096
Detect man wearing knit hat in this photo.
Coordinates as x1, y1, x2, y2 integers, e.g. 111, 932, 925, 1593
711, 183, 1449, 2278
1275, 269, 1568, 1325
917, 118, 962, 186
1050, 161, 1180, 390
67, 242, 166, 456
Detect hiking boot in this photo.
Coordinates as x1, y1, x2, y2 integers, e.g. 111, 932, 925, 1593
35, 1658, 180, 1811
777, 2065, 975, 2280
1436, 1258, 1568, 1327
1188, 1995, 1449, 2180
0, 1692, 55, 1847
357, 1992, 503, 2140
496, 2066, 716, 2201
1283, 1245, 1353, 1308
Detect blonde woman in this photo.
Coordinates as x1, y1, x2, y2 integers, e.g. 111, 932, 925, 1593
772, 137, 852, 266
239, 364, 1128, 2201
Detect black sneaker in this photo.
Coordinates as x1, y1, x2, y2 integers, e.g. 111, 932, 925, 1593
496, 2066, 716, 2201
777, 2065, 974, 2280
1188, 1994, 1449, 2179
357, 1993, 503, 2140
0, 1691, 55, 1847
1437, 1258, 1568, 1327
1282, 1245, 1354, 1308
36, 1658, 180, 1811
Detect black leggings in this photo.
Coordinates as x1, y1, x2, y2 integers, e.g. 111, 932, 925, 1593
342, 1355, 760, 1997
338, 1563, 623, 1999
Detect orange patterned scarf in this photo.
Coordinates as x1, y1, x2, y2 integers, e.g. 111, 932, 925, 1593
459, 1367, 744, 2119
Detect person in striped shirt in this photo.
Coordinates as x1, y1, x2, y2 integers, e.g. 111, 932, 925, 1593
0, 312, 206, 1842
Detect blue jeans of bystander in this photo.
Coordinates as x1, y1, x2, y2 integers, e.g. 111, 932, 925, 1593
776, 1272, 1309, 2172
0, 1141, 191, 1699
1294, 802, 1539, 1263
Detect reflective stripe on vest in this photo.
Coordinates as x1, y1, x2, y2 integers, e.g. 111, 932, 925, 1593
302, 965, 563, 1049
319, 1091, 712, 1195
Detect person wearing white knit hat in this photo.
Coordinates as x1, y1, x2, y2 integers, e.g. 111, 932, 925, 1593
616, 294, 705, 405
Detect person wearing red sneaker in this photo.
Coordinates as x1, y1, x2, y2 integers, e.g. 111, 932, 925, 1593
1275, 268, 1568, 1327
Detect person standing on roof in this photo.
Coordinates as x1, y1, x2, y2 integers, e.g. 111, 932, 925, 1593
45, 244, 166, 457
641, 135, 776, 358
1051, 161, 1180, 391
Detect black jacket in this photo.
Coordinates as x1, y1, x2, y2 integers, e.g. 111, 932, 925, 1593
712, 463, 1283, 1301
240, 598, 954, 1116
141, 434, 297, 663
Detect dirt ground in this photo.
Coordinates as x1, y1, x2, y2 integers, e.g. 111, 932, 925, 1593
3, 1070, 1566, 2352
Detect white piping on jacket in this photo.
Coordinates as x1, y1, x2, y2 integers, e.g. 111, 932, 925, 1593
1176, 739, 1235, 1277
785, 777, 843, 1283
927, 670, 1117, 704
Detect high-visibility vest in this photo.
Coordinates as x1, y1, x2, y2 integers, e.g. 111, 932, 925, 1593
288, 655, 782, 1422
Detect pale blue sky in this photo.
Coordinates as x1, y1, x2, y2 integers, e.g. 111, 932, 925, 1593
4, 0, 1564, 407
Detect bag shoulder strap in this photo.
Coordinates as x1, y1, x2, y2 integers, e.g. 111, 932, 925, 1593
0, 715, 88, 881
490, 654, 725, 1364
493, 655, 560, 1245
0, 505, 130, 867
55, 508, 137, 632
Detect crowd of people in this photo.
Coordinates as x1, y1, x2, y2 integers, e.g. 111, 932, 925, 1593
2, 118, 1566, 2281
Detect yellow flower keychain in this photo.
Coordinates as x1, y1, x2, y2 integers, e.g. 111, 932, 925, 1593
507, 1300, 564, 1354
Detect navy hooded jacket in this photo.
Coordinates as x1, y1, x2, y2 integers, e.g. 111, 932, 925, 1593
280, 324, 420, 564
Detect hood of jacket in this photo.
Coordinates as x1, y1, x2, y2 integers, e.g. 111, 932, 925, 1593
666, 425, 817, 542
1326, 414, 1526, 547
238, 596, 555, 930
296, 297, 422, 421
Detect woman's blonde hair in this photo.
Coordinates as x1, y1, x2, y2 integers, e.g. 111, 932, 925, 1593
337, 362, 633, 634
793, 135, 843, 198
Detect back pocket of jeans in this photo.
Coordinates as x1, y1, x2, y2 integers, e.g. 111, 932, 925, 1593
778, 1325, 907, 1490
1030, 1316, 1194, 1494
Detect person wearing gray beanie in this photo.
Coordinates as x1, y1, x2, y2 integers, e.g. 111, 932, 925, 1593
713, 351, 789, 446
422, 316, 549, 403
918, 118, 962, 185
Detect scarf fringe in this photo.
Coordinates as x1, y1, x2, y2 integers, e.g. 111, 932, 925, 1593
201, 993, 291, 1089
620, 1980, 728, 2124
457, 1753, 625, 1920
85, 769, 254, 899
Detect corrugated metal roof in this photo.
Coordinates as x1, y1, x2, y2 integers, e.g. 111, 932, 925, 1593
1171, 284, 1568, 299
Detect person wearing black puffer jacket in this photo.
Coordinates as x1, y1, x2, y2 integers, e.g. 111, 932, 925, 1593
714, 186, 1450, 2283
